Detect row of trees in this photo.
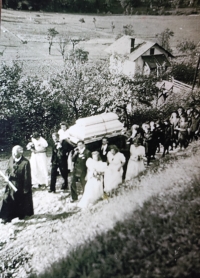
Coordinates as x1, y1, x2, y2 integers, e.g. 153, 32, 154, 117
1, 54, 197, 149
0, 57, 163, 148
3, 0, 200, 12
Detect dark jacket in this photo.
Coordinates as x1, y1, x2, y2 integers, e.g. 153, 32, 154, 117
72, 148, 91, 178
99, 144, 110, 162
51, 140, 73, 165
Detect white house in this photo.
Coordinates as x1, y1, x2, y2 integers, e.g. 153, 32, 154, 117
105, 35, 173, 77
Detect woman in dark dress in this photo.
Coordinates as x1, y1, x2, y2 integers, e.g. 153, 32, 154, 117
0, 145, 34, 224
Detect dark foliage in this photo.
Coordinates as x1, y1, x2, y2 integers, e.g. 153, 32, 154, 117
171, 62, 196, 85
29, 176, 200, 278
3, 0, 200, 13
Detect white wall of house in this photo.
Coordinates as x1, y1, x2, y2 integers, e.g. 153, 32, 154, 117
135, 56, 144, 75
122, 60, 136, 76
109, 55, 136, 76
109, 45, 170, 77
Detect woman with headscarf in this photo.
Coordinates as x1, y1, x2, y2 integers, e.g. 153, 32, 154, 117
77, 151, 107, 209
27, 132, 48, 188
0, 146, 34, 224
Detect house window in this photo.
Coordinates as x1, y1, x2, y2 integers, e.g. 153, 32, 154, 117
150, 48, 155, 55
131, 38, 135, 53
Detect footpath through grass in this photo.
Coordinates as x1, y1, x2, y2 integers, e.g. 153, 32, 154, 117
29, 146, 200, 278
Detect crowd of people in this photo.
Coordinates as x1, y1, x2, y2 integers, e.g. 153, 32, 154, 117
0, 106, 199, 223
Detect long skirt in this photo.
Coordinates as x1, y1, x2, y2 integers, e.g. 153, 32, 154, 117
78, 177, 103, 208
0, 185, 34, 221
30, 152, 48, 186
104, 166, 122, 193
125, 159, 145, 181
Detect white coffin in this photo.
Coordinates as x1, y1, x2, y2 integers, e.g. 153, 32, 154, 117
67, 112, 123, 144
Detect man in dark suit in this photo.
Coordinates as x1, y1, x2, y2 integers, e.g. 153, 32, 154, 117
49, 133, 73, 193
99, 137, 110, 162
70, 140, 91, 202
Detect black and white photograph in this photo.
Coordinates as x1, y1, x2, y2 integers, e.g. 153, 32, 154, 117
0, 0, 200, 277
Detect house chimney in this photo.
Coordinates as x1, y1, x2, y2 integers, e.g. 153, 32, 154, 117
131, 38, 135, 53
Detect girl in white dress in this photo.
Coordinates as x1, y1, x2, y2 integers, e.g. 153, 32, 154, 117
125, 138, 145, 181
78, 151, 107, 209
27, 132, 48, 188
104, 145, 125, 193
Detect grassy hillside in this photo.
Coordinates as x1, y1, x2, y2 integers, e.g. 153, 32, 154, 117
1, 141, 200, 278
28, 143, 200, 278
1, 9, 200, 77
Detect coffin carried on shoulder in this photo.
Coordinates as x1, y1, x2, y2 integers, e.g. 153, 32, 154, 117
67, 112, 124, 145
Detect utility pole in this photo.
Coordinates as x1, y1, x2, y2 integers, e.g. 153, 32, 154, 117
192, 55, 200, 90
0, 0, 2, 36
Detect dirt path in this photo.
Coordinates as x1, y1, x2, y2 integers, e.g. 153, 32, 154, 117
0, 141, 200, 277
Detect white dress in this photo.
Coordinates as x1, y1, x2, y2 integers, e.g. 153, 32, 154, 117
28, 137, 48, 187
125, 145, 145, 181
104, 151, 125, 193
78, 158, 107, 209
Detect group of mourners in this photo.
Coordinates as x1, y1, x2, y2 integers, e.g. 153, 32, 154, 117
0, 106, 199, 224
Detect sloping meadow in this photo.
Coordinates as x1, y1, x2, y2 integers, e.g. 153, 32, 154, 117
29, 146, 200, 278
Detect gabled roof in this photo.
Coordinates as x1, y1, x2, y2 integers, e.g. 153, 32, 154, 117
105, 35, 174, 60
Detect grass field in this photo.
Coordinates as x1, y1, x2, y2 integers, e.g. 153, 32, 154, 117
1, 9, 200, 76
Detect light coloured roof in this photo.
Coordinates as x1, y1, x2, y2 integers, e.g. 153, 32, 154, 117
129, 41, 156, 61
105, 35, 158, 61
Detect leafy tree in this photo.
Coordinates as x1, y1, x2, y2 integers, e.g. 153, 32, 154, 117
67, 48, 89, 63
111, 22, 115, 34
123, 24, 135, 35
98, 72, 160, 127
156, 28, 174, 53
70, 37, 85, 50
119, 0, 141, 9
171, 62, 196, 85
47, 28, 59, 55
0, 61, 23, 120
116, 24, 134, 40
0, 61, 66, 145
93, 17, 97, 30
58, 36, 70, 60
79, 18, 85, 27
49, 60, 106, 121
176, 39, 196, 54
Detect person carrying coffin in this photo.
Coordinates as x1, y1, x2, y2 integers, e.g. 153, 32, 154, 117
99, 137, 110, 162
70, 140, 91, 203
49, 133, 73, 193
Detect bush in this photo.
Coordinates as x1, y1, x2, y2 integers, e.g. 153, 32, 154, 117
176, 39, 196, 53
171, 62, 196, 85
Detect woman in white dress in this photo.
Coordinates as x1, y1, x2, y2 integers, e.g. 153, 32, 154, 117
27, 132, 48, 188
77, 151, 107, 209
125, 138, 145, 181
104, 145, 126, 194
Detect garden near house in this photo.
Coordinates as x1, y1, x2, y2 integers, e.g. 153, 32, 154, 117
0, 6, 200, 278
